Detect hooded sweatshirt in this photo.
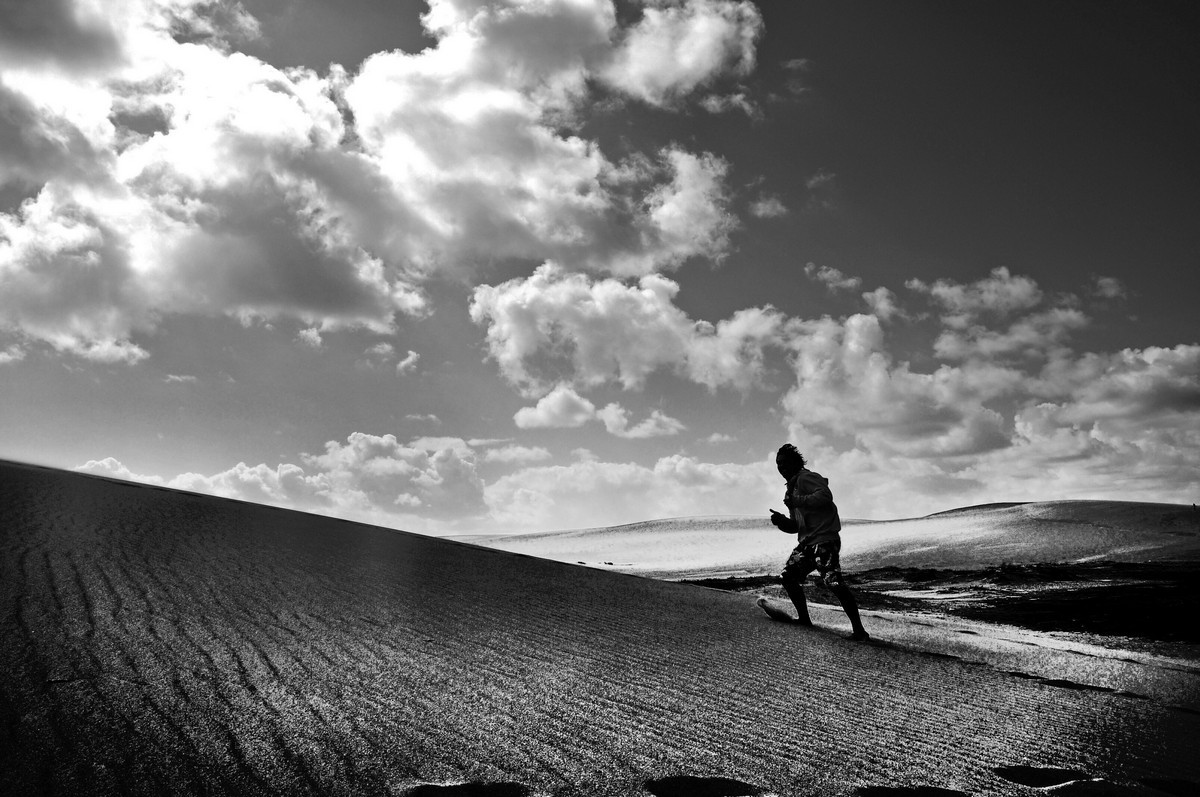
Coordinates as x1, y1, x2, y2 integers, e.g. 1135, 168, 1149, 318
785, 468, 842, 548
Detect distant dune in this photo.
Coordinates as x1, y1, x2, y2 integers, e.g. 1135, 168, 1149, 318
462, 501, 1200, 580
3, 461, 1199, 796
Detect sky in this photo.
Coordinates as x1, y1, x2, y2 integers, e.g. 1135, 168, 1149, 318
2, 0, 1198, 535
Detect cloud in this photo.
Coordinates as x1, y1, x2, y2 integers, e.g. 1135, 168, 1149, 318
748, 194, 787, 218
703, 432, 735, 444
0, 343, 26, 364
156, 432, 489, 529
862, 287, 905, 322
783, 313, 1014, 459
471, 262, 786, 395
77, 435, 770, 534
699, 92, 758, 117
1, 0, 758, 361
907, 266, 1043, 328
774, 272, 1200, 517
1093, 275, 1128, 299
601, 0, 762, 107
803, 169, 839, 209
779, 57, 810, 98
396, 349, 420, 374
164, 374, 197, 383
633, 148, 737, 273
514, 384, 597, 429
595, 404, 685, 439
74, 457, 165, 484
297, 327, 323, 347
513, 383, 684, 438
0, 0, 123, 75
482, 444, 553, 465
407, 413, 442, 425
804, 262, 861, 292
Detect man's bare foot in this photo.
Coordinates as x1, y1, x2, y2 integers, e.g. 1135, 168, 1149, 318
847, 630, 871, 642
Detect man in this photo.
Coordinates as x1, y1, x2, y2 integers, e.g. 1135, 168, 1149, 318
758, 444, 870, 641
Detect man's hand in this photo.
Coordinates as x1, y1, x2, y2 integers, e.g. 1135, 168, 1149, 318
770, 509, 794, 533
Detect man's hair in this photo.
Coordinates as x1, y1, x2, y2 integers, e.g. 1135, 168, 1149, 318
776, 443, 806, 469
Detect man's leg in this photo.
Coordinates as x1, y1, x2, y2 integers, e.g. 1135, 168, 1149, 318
816, 544, 869, 641
829, 582, 869, 641
780, 550, 815, 626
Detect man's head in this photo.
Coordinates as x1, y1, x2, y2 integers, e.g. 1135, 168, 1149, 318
776, 444, 806, 478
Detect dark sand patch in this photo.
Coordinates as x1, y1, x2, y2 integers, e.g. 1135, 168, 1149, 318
994, 765, 1091, 787
643, 775, 762, 796
1137, 777, 1200, 796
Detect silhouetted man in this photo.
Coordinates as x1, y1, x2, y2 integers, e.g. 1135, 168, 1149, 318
760, 444, 869, 641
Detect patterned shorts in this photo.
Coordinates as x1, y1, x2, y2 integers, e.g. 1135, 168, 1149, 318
782, 539, 845, 589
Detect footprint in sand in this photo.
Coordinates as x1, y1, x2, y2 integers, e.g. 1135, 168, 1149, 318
643, 775, 762, 796
401, 783, 530, 796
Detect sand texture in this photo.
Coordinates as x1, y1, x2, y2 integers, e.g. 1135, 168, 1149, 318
3, 461, 1198, 796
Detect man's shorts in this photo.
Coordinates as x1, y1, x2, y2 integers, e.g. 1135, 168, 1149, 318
782, 539, 845, 589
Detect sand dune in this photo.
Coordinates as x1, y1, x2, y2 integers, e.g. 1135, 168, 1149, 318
2, 461, 1198, 796
460, 502, 1200, 580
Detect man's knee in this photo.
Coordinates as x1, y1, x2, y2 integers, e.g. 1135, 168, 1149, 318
781, 567, 810, 590
821, 571, 848, 591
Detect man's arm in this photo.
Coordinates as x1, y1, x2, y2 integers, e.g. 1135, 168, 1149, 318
770, 509, 799, 534
795, 472, 834, 506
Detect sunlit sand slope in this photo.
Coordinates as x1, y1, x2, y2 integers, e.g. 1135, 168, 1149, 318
3, 462, 1197, 796
464, 502, 1200, 579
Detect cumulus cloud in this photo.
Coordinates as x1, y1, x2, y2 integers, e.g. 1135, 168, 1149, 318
1, 0, 760, 361
0, 343, 26, 364
482, 444, 553, 464
776, 271, 1200, 517
862, 286, 905, 322
601, 0, 762, 106
595, 404, 686, 438
699, 92, 758, 116
1093, 275, 1128, 299
471, 262, 786, 396
783, 313, 1013, 459
748, 194, 787, 218
907, 266, 1042, 328
407, 413, 442, 425
514, 384, 598, 428
74, 457, 165, 484
513, 383, 685, 438
148, 432, 487, 530
396, 349, 420, 374
297, 327, 323, 347
804, 262, 861, 292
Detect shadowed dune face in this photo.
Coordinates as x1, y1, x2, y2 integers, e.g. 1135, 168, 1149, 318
2, 462, 1199, 796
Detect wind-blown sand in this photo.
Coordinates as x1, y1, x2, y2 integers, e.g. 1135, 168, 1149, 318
3, 460, 1198, 796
